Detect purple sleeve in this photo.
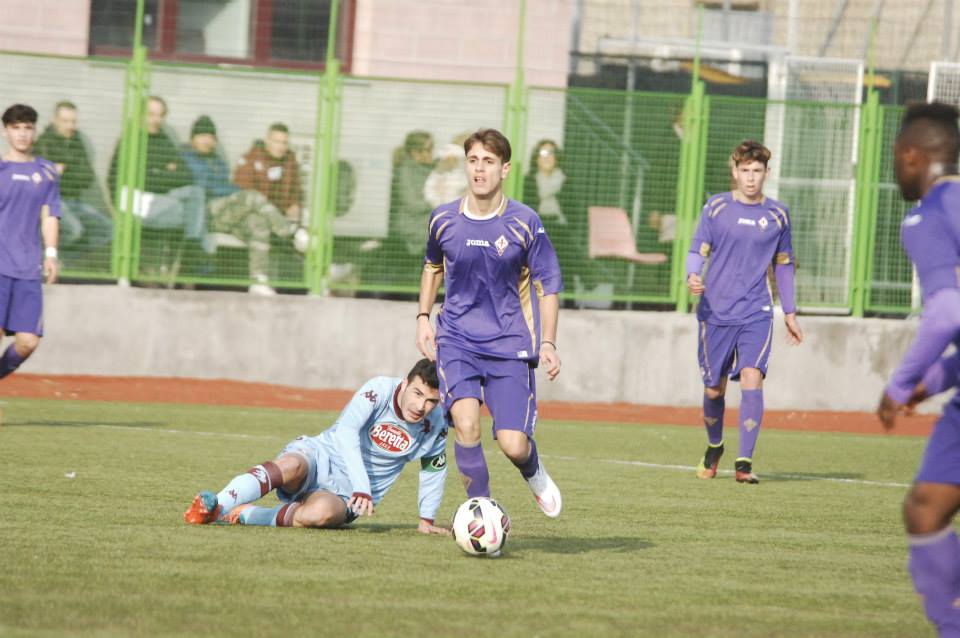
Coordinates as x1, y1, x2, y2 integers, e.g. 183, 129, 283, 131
886, 288, 960, 404
774, 263, 796, 314
528, 219, 563, 295
920, 352, 960, 397
686, 252, 704, 276
44, 169, 62, 219
688, 206, 712, 264
424, 209, 443, 266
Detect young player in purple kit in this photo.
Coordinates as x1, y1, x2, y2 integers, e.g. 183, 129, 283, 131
415, 128, 563, 517
686, 140, 803, 484
877, 102, 960, 638
0, 104, 61, 381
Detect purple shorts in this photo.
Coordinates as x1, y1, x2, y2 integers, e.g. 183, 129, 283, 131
436, 342, 537, 438
0, 275, 43, 336
916, 402, 960, 485
697, 317, 773, 387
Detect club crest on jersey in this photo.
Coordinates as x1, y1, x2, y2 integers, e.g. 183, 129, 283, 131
758, 217, 768, 230
494, 235, 508, 256
370, 423, 412, 453
32, 172, 42, 185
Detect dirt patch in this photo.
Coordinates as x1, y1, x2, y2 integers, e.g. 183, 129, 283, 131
0, 373, 934, 437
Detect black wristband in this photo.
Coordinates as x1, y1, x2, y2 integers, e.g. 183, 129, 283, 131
416, 312, 430, 320
541, 340, 557, 350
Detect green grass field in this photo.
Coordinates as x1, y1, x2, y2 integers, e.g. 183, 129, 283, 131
0, 398, 934, 637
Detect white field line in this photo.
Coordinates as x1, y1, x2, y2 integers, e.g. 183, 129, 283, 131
94, 424, 280, 441
91, 425, 911, 489
545, 455, 911, 489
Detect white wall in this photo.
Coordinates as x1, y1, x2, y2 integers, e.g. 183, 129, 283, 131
28, 284, 932, 414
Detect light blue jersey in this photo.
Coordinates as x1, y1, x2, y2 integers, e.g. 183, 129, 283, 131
282, 376, 449, 521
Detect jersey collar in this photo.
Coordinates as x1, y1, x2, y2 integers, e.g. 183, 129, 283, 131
393, 382, 407, 422
460, 194, 507, 219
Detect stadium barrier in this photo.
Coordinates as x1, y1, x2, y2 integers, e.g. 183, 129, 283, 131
0, 50, 914, 315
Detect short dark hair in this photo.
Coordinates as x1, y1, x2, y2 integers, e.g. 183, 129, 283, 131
463, 128, 511, 163
730, 140, 771, 167
54, 100, 77, 113
406, 358, 439, 389
268, 122, 289, 135
899, 101, 960, 161
2, 104, 38, 126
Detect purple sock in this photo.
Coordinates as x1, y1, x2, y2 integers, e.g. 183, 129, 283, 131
513, 438, 540, 479
738, 389, 763, 460
0, 343, 24, 379
909, 528, 960, 636
454, 441, 490, 498
703, 394, 725, 446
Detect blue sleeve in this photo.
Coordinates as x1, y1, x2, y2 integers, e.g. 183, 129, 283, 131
417, 427, 449, 521
330, 379, 384, 497
886, 288, 960, 403
527, 215, 563, 295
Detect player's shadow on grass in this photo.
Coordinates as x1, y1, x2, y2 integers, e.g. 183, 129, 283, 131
510, 536, 654, 555
761, 471, 865, 483
5, 419, 166, 428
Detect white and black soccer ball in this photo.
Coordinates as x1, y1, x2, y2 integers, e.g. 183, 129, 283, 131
451, 497, 511, 557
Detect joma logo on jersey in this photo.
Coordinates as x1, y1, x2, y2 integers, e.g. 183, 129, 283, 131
370, 423, 411, 453
737, 218, 757, 226
466, 239, 490, 247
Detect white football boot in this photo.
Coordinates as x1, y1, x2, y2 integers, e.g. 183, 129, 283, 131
525, 461, 562, 518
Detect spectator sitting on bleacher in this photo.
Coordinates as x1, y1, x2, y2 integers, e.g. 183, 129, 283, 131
181, 115, 305, 296
107, 96, 207, 248
234, 122, 304, 224
35, 100, 113, 253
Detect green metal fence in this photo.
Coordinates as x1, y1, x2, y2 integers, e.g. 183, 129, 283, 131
0, 24, 919, 315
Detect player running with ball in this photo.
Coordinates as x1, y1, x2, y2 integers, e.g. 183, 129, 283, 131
415, 128, 563, 517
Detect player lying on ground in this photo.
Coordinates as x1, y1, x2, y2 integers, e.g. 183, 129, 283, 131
877, 102, 960, 638
184, 358, 450, 534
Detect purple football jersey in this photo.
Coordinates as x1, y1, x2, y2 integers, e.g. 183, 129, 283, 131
0, 157, 62, 280
886, 178, 960, 404
424, 196, 563, 362
690, 192, 793, 325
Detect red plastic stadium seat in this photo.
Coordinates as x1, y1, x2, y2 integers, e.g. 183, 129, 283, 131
587, 206, 668, 264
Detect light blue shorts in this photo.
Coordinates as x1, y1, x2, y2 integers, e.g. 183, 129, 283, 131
276, 436, 356, 522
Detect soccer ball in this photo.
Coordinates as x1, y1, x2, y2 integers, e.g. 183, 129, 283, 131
451, 497, 511, 557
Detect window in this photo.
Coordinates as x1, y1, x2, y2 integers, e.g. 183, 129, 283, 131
89, 0, 353, 70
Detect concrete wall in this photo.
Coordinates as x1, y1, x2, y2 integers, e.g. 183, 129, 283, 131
351, 0, 571, 88
0, 0, 89, 56
28, 284, 931, 413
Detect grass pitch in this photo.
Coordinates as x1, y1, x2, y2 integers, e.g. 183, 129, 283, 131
0, 398, 932, 637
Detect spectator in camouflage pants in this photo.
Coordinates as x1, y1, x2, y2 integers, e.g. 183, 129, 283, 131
182, 116, 303, 295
